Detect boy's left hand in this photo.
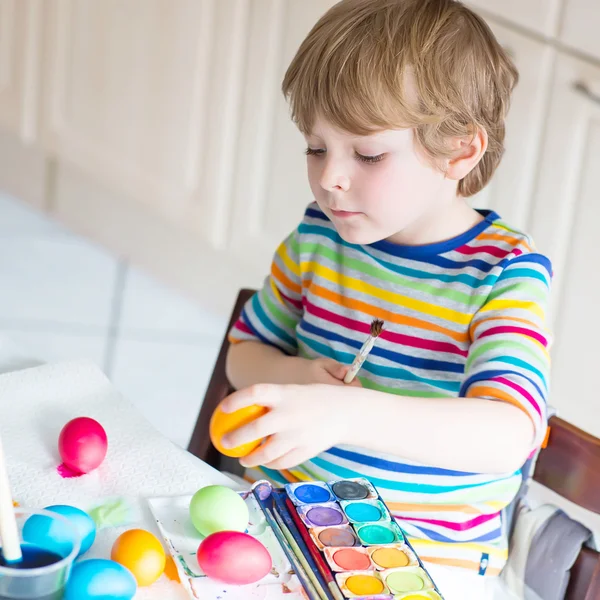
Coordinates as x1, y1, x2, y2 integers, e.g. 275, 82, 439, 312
219, 383, 358, 470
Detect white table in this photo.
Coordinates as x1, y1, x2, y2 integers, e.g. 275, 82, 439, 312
0, 358, 237, 599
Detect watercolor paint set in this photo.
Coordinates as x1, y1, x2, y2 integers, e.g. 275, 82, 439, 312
252, 478, 445, 600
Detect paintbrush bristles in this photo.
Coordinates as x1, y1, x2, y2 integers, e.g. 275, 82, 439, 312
343, 319, 386, 384
370, 319, 384, 337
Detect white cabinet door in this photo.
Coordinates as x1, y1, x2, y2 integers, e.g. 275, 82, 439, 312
0, 0, 42, 141
466, 0, 562, 38
467, 22, 554, 231
560, 0, 600, 62
529, 54, 600, 436
40, 0, 250, 248
229, 0, 337, 274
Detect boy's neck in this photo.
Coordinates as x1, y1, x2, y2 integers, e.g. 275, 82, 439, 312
385, 196, 484, 247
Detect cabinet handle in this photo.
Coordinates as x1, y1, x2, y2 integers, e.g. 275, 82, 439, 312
573, 81, 600, 106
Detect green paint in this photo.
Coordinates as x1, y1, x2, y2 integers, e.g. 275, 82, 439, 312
358, 524, 395, 545
88, 497, 135, 529
386, 571, 425, 593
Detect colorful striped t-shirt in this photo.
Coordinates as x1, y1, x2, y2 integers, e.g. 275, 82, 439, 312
229, 203, 552, 576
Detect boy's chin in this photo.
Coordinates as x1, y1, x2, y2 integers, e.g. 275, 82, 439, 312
335, 225, 385, 246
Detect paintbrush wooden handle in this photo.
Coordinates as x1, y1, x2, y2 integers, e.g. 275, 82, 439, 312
343, 337, 375, 384
0, 435, 21, 562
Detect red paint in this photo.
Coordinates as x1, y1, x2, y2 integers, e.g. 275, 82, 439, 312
333, 548, 371, 571
56, 463, 83, 478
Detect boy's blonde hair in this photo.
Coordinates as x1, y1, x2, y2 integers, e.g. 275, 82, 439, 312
282, 0, 518, 197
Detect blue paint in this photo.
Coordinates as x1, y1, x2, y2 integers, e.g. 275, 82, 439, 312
293, 484, 331, 504
344, 502, 382, 523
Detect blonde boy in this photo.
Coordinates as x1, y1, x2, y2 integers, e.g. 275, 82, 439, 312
220, 1, 551, 597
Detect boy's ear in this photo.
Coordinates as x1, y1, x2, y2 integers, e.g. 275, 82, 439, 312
445, 128, 488, 182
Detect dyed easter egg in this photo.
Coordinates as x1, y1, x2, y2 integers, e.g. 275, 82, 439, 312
197, 531, 272, 585
64, 559, 137, 600
111, 529, 166, 586
58, 417, 108, 474
22, 504, 96, 558
190, 485, 249, 537
209, 404, 267, 457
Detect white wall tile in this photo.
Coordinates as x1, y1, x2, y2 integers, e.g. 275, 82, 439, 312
119, 268, 228, 338
0, 236, 119, 327
110, 337, 221, 448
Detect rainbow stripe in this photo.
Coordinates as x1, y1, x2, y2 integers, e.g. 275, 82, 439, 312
231, 203, 551, 575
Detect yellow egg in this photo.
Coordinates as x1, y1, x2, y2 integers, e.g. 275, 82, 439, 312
209, 404, 267, 458
111, 529, 166, 587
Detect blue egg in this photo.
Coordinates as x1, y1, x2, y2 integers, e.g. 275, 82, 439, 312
22, 505, 96, 558
64, 559, 137, 600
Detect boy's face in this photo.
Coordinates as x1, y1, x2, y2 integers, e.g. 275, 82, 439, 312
304, 115, 455, 245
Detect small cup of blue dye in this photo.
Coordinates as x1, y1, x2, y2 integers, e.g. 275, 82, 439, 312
0, 507, 80, 600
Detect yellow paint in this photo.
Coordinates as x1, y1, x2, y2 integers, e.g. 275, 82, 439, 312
345, 574, 384, 595
371, 547, 409, 568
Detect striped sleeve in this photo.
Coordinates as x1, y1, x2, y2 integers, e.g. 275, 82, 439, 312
228, 227, 303, 355
460, 253, 552, 447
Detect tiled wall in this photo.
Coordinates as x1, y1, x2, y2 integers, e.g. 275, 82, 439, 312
0, 193, 227, 449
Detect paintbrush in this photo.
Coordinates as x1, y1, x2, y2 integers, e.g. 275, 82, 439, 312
265, 507, 324, 600
270, 508, 329, 600
284, 497, 345, 600
0, 434, 21, 563
343, 318, 384, 384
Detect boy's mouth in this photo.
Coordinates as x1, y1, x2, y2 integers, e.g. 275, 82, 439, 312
330, 209, 363, 219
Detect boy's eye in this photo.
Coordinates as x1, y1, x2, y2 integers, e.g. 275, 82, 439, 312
305, 147, 325, 157
355, 152, 385, 164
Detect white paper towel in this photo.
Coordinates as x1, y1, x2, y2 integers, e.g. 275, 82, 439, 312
0, 359, 233, 599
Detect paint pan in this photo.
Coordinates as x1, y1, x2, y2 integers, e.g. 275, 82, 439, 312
324, 546, 374, 572
334, 570, 392, 598
354, 521, 404, 546
341, 499, 390, 524
310, 525, 359, 550
381, 566, 434, 595
286, 481, 334, 506
368, 544, 418, 570
297, 503, 348, 528
393, 592, 443, 600
329, 478, 377, 501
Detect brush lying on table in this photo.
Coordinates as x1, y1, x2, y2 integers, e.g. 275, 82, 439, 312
343, 319, 384, 384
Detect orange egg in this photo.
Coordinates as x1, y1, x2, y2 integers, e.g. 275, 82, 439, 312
111, 529, 166, 586
164, 555, 180, 582
209, 404, 267, 458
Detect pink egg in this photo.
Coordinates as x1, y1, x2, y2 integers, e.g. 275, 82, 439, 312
58, 417, 108, 474
197, 531, 272, 585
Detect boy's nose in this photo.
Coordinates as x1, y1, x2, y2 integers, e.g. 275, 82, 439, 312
319, 166, 350, 192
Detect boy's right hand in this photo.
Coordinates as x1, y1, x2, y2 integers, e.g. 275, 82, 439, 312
291, 357, 362, 387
